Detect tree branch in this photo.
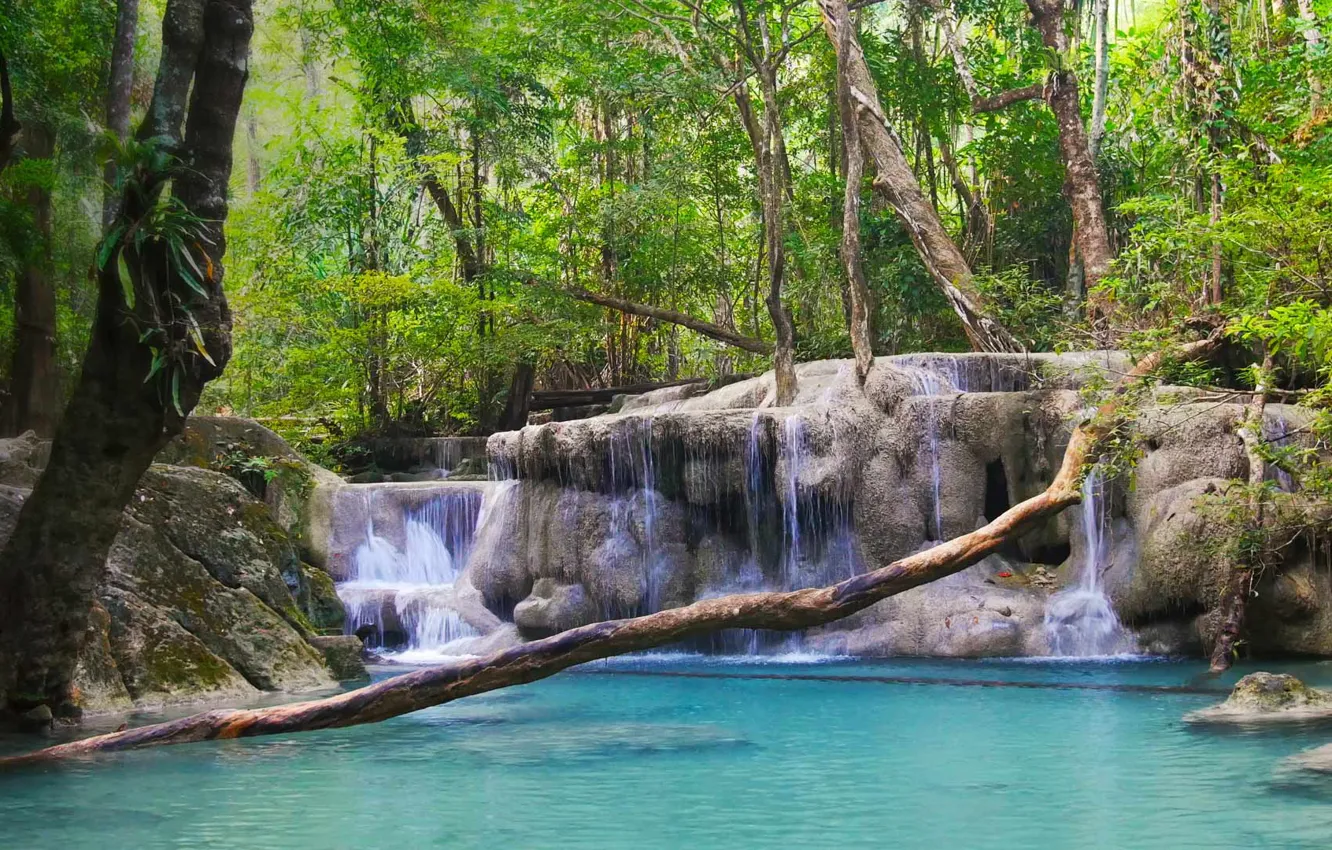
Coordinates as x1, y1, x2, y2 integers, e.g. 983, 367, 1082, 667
564, 286, 773, 354
0, 331, 1222, 766
971, 84, 1045, 113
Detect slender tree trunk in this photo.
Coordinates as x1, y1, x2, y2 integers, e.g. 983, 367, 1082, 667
1296, 0, 1324, 113
0, 50, 19, 173
0, 0, 253, 722
755, 73, 798, 406
1090, 0, 1111, 158
9, 124, 60, 438
104, 0, 139, 227
563, 285, 772, 354
834, 10, 875, 381
0, 331, 1222, 762
816, 0, 1022, 353
1209, 352, 1272, 672
1026, 0, 1115, 299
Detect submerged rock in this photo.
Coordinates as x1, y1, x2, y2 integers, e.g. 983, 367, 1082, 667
1185, 673, 1332, 724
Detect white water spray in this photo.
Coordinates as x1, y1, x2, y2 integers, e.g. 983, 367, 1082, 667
1042, 468, 1130, 657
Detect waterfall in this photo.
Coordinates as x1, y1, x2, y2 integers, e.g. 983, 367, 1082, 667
1042, 468, 1130, 657
780, 415, 806, 587
898, 359, 964, 542
336, 487, 483, 659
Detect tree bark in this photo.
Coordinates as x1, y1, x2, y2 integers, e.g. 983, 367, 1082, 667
565, 286, 773, 354
103, 0, 140, 228
1026, 0, 1115, 298
0, 0, 253, 721
0, 49, 18, 173
816, 0, 1022, 353
1089, 0, 1111, 158
1296, 0, 1324, 113
834, 11, 875, 382
972, 84, 1044, 113
1209, 352, 1272, 673
0, 331, 1221, 763
498, 362, 535, 431
8, 124, 60, 438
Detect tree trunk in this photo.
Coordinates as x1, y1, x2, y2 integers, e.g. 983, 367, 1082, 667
0, 0, 253, 721
0, 331, 1221, 763
103, 0, 139, 228
1209, 352, 1272, 673
1090, 0, 1111, 158
498, 362, 535, 431
755, 72, 798, 406
564, 286, 772, 354
1026, 0, 1115, 298
1296, 0, 1324, 113
9, 124, 60, 438
0, 49, 18, 173
816, 0, 1023, 354
834, 11, 875, 382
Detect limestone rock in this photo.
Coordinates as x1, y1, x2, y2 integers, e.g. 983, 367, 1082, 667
514, 578, 600, 637
158, 415, 341, 558
1185, 672, 1332, 723
70, 601, 134, 714
308, 635, 368, 680
0, 431, 49, 489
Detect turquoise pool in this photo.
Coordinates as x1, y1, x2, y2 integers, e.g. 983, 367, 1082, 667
3, 656, 1332, 849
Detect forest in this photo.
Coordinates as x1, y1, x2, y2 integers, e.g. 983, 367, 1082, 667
2, 0, 1332, 843
5, 0, 1330, 448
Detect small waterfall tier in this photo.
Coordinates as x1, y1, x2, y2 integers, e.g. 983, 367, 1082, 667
331, 482, 497, 661
1043, 468, 1132, 657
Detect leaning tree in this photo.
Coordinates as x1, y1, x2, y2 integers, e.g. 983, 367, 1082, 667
0, 0, 254, 722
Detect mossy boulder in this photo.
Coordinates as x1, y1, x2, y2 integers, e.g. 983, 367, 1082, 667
308, 635, 368, 680
1185, 672, 1332, 724
157, 416, 342, 558
0, 440, 344, 714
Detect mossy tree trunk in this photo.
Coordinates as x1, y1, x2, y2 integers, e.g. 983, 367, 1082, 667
0, 0, 253, 722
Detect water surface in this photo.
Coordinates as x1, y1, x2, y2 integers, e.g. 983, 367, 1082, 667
3, 657, 1332, 849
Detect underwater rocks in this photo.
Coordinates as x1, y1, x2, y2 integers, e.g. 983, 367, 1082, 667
1186, 672, 1332, 724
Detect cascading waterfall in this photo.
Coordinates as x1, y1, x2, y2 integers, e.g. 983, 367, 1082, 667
898, 359, 965, 542
780, 415, 807, 587
1042, 468, 1130, 657
336, 488, 483, 659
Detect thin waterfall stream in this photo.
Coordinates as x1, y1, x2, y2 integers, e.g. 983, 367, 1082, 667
1042, 467, 1130, 657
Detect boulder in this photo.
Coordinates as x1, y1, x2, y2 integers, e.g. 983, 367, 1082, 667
513, 578, 600, 637
0, 437, 342, 714
1185, 672, 1332, 724
308, 635, 368, 681
158, 416, 342, 558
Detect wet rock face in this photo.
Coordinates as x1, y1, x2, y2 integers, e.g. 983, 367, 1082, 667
464, 354, 1332, 660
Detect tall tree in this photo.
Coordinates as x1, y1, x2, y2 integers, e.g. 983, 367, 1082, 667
1024, 0, 1114, 302
0, 0, 254, 722
103, 0, 139, 228
7, 122, 58, 437
816, 0, 1022, 353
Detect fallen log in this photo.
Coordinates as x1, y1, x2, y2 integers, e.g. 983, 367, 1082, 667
0, 333, 1220, 766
